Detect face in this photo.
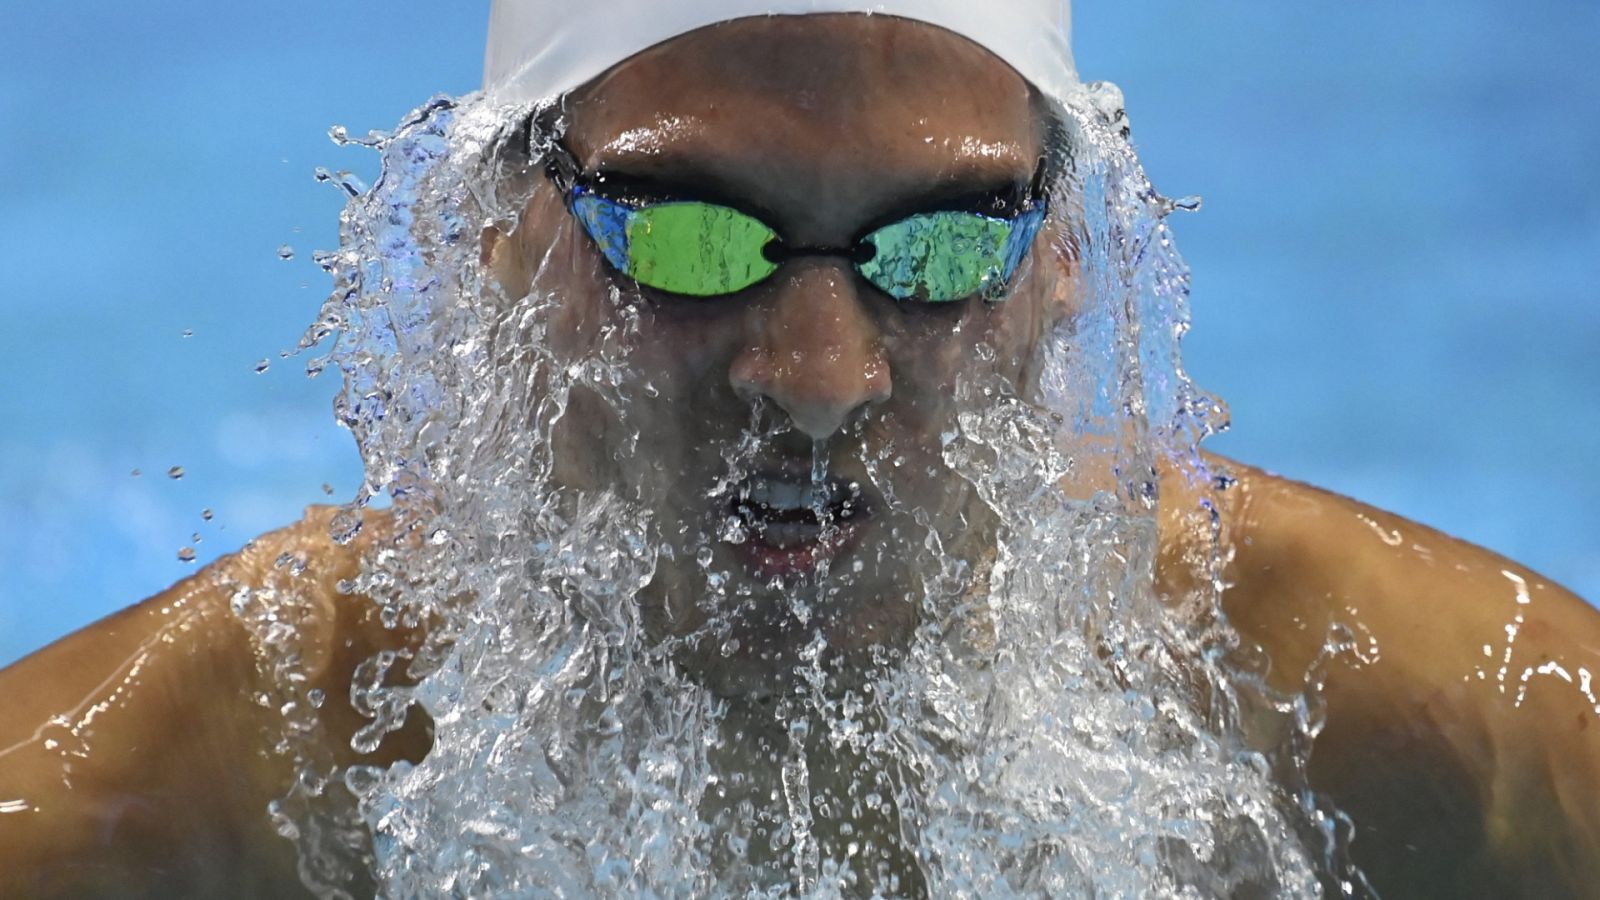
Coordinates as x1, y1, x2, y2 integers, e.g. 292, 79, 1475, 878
485, 15, 1075, 698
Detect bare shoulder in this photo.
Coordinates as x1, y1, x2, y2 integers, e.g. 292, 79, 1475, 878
1211, 459, 1599, 693
0, 505, 411, 898
1201, 458, 1600, 896
1, 504, 391, 705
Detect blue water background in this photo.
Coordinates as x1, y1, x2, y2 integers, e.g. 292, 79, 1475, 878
1, 2, 1595, 665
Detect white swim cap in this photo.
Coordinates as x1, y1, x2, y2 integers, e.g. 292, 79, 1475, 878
484, 0, 1076, 106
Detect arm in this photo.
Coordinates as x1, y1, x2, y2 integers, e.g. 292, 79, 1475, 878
0, 508, 427, 898
1210, 461, 1600, 898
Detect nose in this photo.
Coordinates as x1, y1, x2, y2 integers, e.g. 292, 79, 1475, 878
729, 261, 892, 440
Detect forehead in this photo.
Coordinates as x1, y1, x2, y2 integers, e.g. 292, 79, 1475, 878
562, 15, 1042, 213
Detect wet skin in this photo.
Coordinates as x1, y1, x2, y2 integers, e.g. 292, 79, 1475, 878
3, 15, 1600, 898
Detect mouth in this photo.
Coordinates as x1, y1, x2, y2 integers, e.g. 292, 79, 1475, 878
723, 470, 874, 581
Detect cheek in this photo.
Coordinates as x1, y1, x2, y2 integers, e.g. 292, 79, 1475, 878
988, 249, 1075, 385
879, 308, 970, 395
632, 304, 740, 388
880, 299, 1035, 409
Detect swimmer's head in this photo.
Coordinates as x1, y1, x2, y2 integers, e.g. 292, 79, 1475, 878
477, 11, 1082, 698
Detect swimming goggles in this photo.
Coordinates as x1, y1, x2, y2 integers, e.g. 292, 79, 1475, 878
540, 135, 1049, 303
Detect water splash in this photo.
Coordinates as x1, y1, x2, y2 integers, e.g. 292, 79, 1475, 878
229, 82, 1374, 897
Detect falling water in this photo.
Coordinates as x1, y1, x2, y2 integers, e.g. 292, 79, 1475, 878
229, 78, 1375, 898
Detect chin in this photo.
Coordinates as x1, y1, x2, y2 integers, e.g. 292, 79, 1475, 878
641, 558, 923, 702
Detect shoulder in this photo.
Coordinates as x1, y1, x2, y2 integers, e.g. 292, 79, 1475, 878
0, 505, 406, 895
1198, 458, 1600, 894
1209, 458, 1598, 693
4, 505, 376, 675
2, 504, 403, 722
214, 504, 403, 674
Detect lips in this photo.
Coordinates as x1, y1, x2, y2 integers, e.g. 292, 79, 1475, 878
724, 471, 874, 580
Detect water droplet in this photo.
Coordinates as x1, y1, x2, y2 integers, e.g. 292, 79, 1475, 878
788, 717, 810, 741
177, 547, 197, 563
329, 509, 363, 545
167, 466, 185, 480
201, 508, 214, 521
322, 483, 335, 496
277, 244, 295, 261
275, 551, 309, 575
191, 532, 202, 544
255, 359, 271, 374
314, 167, 367, 197
130, 468, 141, 477
181, 329, 194, 338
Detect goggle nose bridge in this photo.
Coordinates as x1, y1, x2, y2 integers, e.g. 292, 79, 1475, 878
762, 240, 879, 267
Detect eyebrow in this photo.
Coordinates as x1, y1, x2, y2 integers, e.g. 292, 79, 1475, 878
581, 149, 1039, 235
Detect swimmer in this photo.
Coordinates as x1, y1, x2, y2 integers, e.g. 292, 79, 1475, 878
3, 2, 1598, 897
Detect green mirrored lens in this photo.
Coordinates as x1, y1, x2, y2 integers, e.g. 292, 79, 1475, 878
857, 211, 1015, 302
625, 202, 779, 297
